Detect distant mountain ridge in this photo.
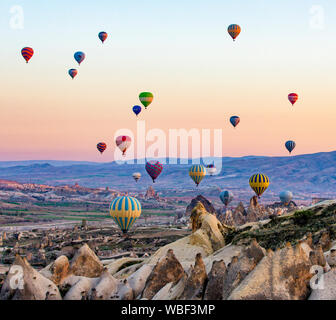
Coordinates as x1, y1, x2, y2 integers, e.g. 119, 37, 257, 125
0, 151, 335, 199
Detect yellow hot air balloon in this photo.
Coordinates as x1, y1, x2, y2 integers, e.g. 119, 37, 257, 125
109, 196, 141, 233
189, 164, 206, 187
249, 173, 269, 197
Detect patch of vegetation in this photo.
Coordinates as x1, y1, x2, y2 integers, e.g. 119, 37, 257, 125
225, 204, 336, 251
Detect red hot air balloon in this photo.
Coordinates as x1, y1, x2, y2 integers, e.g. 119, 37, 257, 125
116, 136, 131, 156
145, 161, 163, 183
97, 142, 107, 154
288, 93, 298, 106
21, 47, 34, 63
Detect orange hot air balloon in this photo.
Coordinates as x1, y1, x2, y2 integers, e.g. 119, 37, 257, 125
21, 47, 34, 63
116, 136, 131, 156
228, 24, 241, 41
288, 93, 298, 106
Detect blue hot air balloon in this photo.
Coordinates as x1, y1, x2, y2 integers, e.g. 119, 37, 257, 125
219, 190, 234, 207
132, 105, 142, 117
279, 190, 293, 205
230, 116, 240, 128
285, 140, 296, 154
74, 51, 85, 65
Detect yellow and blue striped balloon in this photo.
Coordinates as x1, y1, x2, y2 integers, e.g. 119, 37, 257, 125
109, 196, 142, 233
249, 173, 270, 197
189, 164, 206, 187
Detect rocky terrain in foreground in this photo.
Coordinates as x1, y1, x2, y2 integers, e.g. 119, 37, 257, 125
1, 199, 336, 300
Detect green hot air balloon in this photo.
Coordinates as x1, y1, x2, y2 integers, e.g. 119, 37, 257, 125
139, 92, 153, 109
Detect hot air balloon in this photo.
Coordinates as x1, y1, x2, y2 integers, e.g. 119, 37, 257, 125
132, 105, 142, 117
139, 92, 153, 109
230, 116, 240, 128
285, 140, 296, 154
189, 165, 206, 187
279, 190, 293, 205
97, 142, 107, 154
21, 47, 34, 63
145, 161, 163, 183
228, 24, 241, 41
132, 172, 141, 183
249, 173, 269, 198
98, 31, 108, 44
115, 136, 131, 156
109, 196, 141, 234
220, 190, 234, 207
68, 69, 78, 79
288, 93, 298, 106
74, 51, 85, 65
206, 163, 217, 176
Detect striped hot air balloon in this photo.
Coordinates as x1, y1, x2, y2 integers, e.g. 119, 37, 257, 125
98, 31, 108, 44
230, 116, 240, 128
219, 190, 234, 207
68, 69, 78, 79
189, 164, 206, 187
97, 142, 107, 154
116, 136, 131, 156
139, 92, 153, 109
285, 140, 296, 154
145, 161, 163, 183
249, 173, 270, 198
228, 24, 241, 41
288, 93, 298, 106
109, 196, 142, 234
21, 47, 34, 63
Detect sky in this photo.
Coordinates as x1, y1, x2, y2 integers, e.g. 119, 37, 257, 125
0, 0, 335, 162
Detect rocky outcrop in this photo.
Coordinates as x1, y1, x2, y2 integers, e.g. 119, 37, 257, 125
204, 260, 226, 300
186, 195, 216, 216
0, 255, 61, 300
228, 243, 314, 300
142, 249, 185, 300
145, 186, 159, 200
69, 244, 104, 278
148, 202, 230, 266
309, 269, 336, 300
180, 253, 207, 300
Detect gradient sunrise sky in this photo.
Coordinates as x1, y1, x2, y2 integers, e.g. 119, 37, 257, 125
0, 0, 335, 161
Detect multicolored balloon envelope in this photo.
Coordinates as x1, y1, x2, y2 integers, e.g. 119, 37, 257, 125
21, 47, 34, 63
97, 142, 107, 154
68, 69, 78, 79
228, 24, 241, 41
206, 164, 217, 176
220, 190, 234, 207
288, 93, 298, 106
230, 116, 240, 128
279, 190, 293, 205
98, 31, 108, 44
132, 105, 142, 117
285, 140, 296, 154
115, 136, 131, 156
249, 173, 269, 198
145, 161, 163, 183
189, 164, 206, 187
109, 196, 142, 234
74, 51, 86, 65
132, 172, 141, 183
139, 92, 154, 109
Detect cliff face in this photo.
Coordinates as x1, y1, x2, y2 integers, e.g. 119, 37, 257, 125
186, 195, 216, 216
